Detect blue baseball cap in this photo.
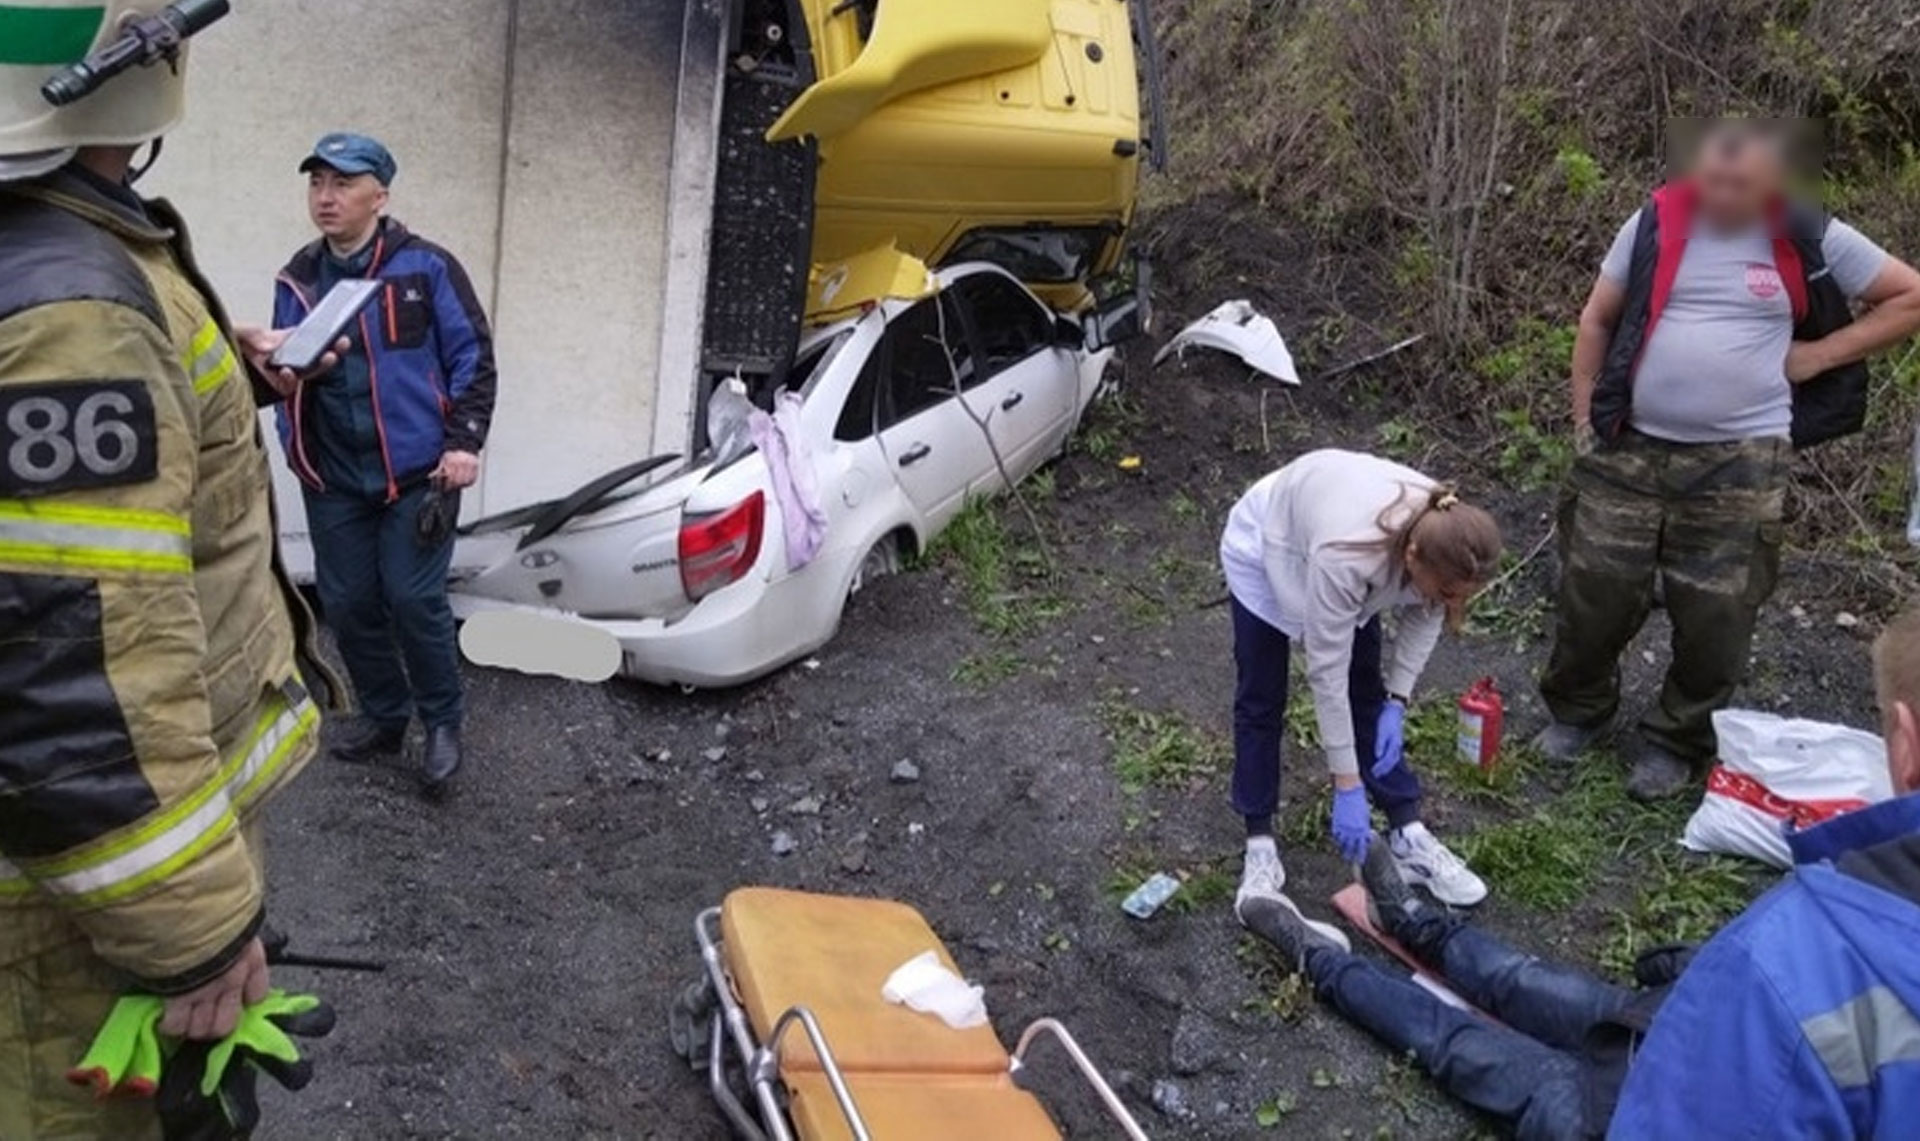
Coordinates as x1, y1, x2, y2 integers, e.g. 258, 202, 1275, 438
298, 132, 397, 186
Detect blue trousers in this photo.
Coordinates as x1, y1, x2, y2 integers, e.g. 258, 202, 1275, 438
1230, 598, 1423, 834
304, 484, 462, 730
1306, 912, 1633, 1140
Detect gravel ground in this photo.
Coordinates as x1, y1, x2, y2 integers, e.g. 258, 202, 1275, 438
259, 215, 1888, 1138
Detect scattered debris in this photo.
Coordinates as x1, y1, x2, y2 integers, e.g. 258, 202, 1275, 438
839, 833, 870, 874
1835, 611, 1861, 629
1120, 872, 1183, 919
770, 831, 797, 856
1152, 299, 1300, 385
1317, 333, 1426, 382
743, 769, 765, 783
907, 821, 926, 837
890, 759, 922, 784
787, 795, 824, 815
750, 796, 769, 814
801, 658, 821, 671
1118, 455, 1144, 472
1151, 1078, 1193, 1119
702, 746, 728, 763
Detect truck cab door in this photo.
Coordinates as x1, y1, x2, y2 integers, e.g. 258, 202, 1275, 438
869, 294, 995, 531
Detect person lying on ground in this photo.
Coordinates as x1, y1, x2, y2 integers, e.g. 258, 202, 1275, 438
1536, 116, 1920, 801
1220, 449, 1503, 918
1246, 603, 1920, 1140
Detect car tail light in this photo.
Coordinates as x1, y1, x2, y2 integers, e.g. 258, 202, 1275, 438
679, 491, 766, 602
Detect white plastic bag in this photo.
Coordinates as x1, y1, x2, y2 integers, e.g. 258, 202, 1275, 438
706, 377, 757, 467
880, 950, 988, 1029
1681, 709, 1891, 868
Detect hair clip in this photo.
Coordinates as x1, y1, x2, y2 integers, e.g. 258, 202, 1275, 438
1435, 490, 1460, 511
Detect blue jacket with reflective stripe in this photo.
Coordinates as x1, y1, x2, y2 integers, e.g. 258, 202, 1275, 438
272, 218, 497, 500
1611, 793, 1920, 1139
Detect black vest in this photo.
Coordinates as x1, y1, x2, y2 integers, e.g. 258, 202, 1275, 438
1590, 193, 1870, 449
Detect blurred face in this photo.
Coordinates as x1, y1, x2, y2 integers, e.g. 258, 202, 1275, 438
1690, 133, 1786, 230
307, 167, 387, 246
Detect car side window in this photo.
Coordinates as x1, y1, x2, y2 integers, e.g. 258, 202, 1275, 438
952, 274, 1053, 376
835, 348, 882, 442
871, 295, 977, 433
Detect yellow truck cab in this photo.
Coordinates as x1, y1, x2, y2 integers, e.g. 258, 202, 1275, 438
781, 0, 1146, 311
699, 0, 1156, 404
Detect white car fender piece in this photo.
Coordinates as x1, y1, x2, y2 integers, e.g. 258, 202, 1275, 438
459, 607, 623, 683
1151, 299, 1300, 384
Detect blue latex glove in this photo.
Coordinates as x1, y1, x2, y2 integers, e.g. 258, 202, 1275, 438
1330, 784, 1374, 863
1372, 699, 1407, 779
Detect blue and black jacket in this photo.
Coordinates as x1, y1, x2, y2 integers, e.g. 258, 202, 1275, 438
273, 217, 496, 500
1609, 792, 1920, 1138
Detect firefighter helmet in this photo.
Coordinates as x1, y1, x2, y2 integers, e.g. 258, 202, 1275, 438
0, 1, 198, 180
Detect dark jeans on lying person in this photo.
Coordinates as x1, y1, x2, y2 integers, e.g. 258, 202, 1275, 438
305, 481, 463, 732
1303, 910, 1635, 1141
1230, 598, 1423, 834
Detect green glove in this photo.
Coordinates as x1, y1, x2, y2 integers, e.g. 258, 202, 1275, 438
67, 994, 166, 1097
199, 990, 331, 1096
156, 990, 335, 1141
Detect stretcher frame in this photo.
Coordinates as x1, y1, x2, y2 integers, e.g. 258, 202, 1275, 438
688, 906, 1151, 1140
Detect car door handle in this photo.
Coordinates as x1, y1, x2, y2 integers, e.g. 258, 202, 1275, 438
899, 443, 932, 467
1001, 392, 1024, 411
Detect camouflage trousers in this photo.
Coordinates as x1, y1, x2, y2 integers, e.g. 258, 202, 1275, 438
1540, 431, 1789, 761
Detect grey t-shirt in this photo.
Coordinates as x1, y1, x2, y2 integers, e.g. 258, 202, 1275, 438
1599, 211, 1889, 442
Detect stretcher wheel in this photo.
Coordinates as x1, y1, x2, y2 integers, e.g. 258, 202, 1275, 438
669, 977, 718, 1070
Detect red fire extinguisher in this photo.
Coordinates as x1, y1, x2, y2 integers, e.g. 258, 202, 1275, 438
1458, 677, 1504, 771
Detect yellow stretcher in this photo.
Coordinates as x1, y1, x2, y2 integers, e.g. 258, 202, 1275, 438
673, 888, 1150, 1140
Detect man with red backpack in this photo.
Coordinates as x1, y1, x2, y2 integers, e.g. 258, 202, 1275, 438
1535, 120, 1920, 799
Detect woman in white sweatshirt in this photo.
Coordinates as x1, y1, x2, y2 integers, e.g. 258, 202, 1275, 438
1220, 449, 1503, 920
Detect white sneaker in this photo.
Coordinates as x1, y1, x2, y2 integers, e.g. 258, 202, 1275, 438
1236, 836, 1286, 916
1389, 822, 1488, 907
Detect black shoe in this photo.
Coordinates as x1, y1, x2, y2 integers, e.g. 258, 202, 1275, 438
330, 719, 406, 764
1530, 719, 1609, 764
1361, 839, 1434, 943
1236, 893, 1350, 972
422, 725, 462, 795
1627, 742, 1695, 802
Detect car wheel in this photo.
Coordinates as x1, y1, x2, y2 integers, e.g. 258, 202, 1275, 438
848, 535, 902, 597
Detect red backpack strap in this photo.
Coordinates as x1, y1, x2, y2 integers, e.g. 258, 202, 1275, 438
1769, 198, 1809, 323
1645, 182, 1696, 341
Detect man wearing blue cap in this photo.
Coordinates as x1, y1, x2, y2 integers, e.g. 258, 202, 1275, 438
272, 132, 498, 797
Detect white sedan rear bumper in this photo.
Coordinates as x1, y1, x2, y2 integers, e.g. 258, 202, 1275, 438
450, 556, 845, 689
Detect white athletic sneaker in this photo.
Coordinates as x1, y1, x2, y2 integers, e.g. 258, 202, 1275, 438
1389, 822, 1488, 907
1236, 836, 1286, 915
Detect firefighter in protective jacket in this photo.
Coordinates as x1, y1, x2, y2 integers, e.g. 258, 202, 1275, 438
0, 3, 335, 1135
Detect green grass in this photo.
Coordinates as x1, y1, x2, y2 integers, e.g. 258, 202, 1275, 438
1598, 850, 1772, 978
951, 650, 1026, 688
926, 497, 1066, 638
1457, 808, 1605, 910
1100, 700, 1229, 793
1237, 935, 1316, 1024
1106, 853, 1236, 916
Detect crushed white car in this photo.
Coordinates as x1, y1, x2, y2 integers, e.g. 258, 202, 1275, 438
449, 256, 1139, 687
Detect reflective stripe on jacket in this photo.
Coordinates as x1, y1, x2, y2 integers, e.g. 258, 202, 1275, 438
0, 169, 326, 990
